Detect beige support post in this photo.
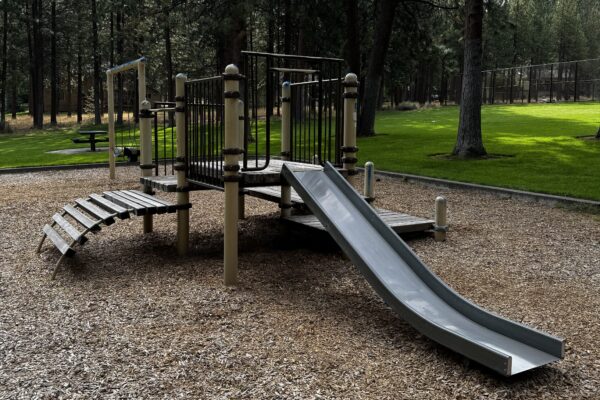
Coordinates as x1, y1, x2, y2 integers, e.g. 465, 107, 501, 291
175, 73, 189, 255
281, 81, 291, 161
137, 61, 146, 105
223, 65, 242, 286
280, 81, 292, 217
106, 71, 116, 180
343, 73, 358, 175
238, 99, 245, 220
139, 99, 153, 233
106, 57, 146, 179
364, 161, 375, 200
434, 196, 448, 242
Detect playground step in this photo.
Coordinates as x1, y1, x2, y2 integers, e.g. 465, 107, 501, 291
75, 199, 117, 225
52, 213, 88, 245
63, 204, 102, 232
42, 224, 75, 257
139, 175, 210, 193
103, 191, 149, 215
89, 194, 130, 219
38, 190, 191, 279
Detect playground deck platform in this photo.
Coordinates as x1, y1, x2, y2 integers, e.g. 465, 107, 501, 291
141, 160, 323, 192
283, 209, 434, 234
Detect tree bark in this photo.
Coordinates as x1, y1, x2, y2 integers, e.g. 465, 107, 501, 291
77, 41, 83, 123
66, 37, 72, 118
116, 6, 123, 124
50, 0, 58, 125
91, 0, 101, 124
0, 0, 8, 131
11, 65, 17, 119
452, 0, 486, 158
30, 0, 44, 129
215, 2, 246, 71
344, 0, 361, 76
357, 0, 397, 137
163, 2, 173, 102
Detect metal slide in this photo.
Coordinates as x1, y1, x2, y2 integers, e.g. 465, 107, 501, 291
281, 162, 564, 376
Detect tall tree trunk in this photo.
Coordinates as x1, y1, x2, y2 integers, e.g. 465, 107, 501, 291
344, 0, 362, 113
77, 41, 83, 123
50, 0, 58, 125
283, 0, 291, 55
30, 0, 44, 129
116, 6, 123, 124
344, 0, 361, 75
91, 0, 101, 124
215, 2, 246, 72
11, 64, 17, 119
0, 0, 8, 131
66, 36, 72, 118
357, 0, 397, 137
163, 3, 173, 102
453, 0, 486, 158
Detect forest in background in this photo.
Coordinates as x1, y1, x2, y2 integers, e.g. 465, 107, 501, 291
0, 0, 599, 131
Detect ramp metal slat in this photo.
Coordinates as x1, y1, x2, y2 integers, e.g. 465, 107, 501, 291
103, 191, 149, 215
113, 191, 161, 214
89, 194, 130, 219
75, 199, 116, 225
43, 224, 74, 256
52, 213, 87, 244
119, 190, 168, 213
63, 205, 101, 231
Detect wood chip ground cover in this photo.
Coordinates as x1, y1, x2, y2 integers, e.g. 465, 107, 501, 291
0, 167, 598, 399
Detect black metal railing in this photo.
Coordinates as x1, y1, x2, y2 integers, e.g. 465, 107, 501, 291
185, 76, 225, 188
151, 101, 176, 176
289, 77, 343, 165
442, 57, 600, 105
241, 51, 345, 170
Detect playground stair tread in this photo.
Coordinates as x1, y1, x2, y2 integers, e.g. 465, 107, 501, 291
38, 190, 191, 279
283, 208, 434, 234
139, 175, 209, 193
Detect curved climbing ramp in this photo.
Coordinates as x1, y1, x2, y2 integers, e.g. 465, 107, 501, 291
37, 190, 191, 279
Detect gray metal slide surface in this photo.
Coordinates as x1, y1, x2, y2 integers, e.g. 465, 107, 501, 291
282, 162, 564, 376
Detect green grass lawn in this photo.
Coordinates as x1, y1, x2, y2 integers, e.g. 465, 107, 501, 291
0, 123, 175, 167
358, 103, 600, 201
1, 103, 598, 200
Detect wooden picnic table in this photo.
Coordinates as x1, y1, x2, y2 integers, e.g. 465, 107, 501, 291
73, 130, 109, 152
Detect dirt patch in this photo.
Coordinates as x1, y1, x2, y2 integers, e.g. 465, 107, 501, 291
0, 167, 598, 398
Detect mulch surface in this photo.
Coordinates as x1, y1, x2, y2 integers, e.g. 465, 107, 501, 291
1, 167, 598, 399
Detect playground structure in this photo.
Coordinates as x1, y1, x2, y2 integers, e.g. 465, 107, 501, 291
38, 52, 564, 376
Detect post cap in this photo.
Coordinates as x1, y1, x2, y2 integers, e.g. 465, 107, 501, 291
224, 64, 239, 75
435, 196, 447, 204
176, 73, 188, 80
364, 161, 374, 168
344, 73, 358, 84
282, 81, 290, 88
141, 99, 151, 109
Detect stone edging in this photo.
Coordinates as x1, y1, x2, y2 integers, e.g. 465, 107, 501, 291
364, 168, 600, 213
0, 162, 137, 175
